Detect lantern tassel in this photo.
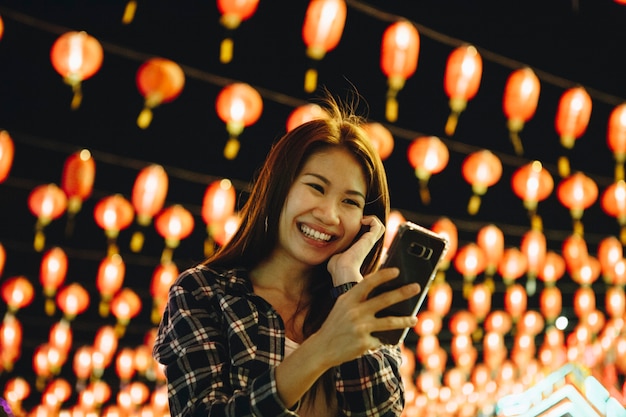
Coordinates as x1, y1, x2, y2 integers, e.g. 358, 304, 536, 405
204, 235, 216, 258
418, 179, 431, 205
220, 37, 234, 64
130, 230, 145, 253
70, 82, 83, 110
445, 111, 459, 137
615, 161, 625, 182
558, 155, 570, 178
137, 107, 154, 129
304, 65, 318, 94
620, 225, 626, 245
509, 130, 524, 155
223, 137, 241, 160
467, 194, 481, 215
122, 0, 137, 24
385, 89, 399, 122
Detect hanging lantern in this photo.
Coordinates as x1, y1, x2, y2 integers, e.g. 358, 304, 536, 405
39, 247, 68, 316
28, 183, 68, 252
130, 164, 169, 252
56, 282, 90, 322
570, 255, 600, 287
498, 247, 527, 287
573, 286, 596, 318
476, 224, 504, 290
0, 130, 15, 183
601, 180, 626, 243
554, 86, 592, 177
286, 103, 328, 132
427, 279, 453, 317
597, 236, 623, 286
461, 149, 502, 215
443, 44, 483, 136
504, 283, 527, 323
449, 310, 478, 336
50, 31, 103, 109
301, 0, 347, 93
561, 233, 588, 272
537, 250, 565, 285
606, 285, 626, 319
502, 67, 540, 155
467, 282, 492, 324
110, 288, 142, 338
380, 20, 420, 122
217, 0, 260, 63
407, 136, 449, 205
1, 315, 23, 372
215, 82, 263, 159
430, 217, 458, 271
520, 229, 546, 296
363, 122, 395, 161
556, 171, 598, 235
155, 204, 195, 263
0, 242, 5, 277
61, 149, 96, 236
540, 285, 562, 325
484, 310, 513, 335
511, 160, 554, 230
202, 179, 236, 257
212, 212, 241, 247
453, 243, 486, 298
607, 103, 626, 181
383, 210, 406, 253
136, 58, 185, 129
612, 258, 626, 287
96, 253, 126, 318
150, 261, 179, 324
92, 325, 119, 377
1, 276, 34, 316
94, 194, 135, 255
116, 347, 136, 383
48, 320, 73, 357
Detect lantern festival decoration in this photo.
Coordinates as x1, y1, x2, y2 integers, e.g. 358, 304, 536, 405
363, 122, 395, 161
39, 246, 68, 316
155, 204, 195, 263
202, 179, 237, 257
601, 180, 626, 243
511, 160, 554, 230
554, 86, 592, 177
211, 212, 241, 247
476, 223, 504, 291
453, 242, 486, 299
28, 183, 68, 252
0, 242, 5, 277
502, 67, 540, 155
301, 0, 347, 93
121, 0, 137, 24
50, 31, 104, 109
1, 276, 34, 317
407, 136, 449, 205
520, 228, 546, 296
150, 261, 179, 324
96, 253, 126, 318
135, 58, 185, 129
286, 103, 328, 132
607, 103, 626, 181
56, 282, 90, 323
130, 164, 169, 252
461, 149, 502, 215
0, 130, 14, 183
1, 314, 22, 372
380, 20, 420, 122
597, 235, 622, 284
110, 288, 142, 338
61, 149, 96, 236
217, 0, 260, 63
93, 194, 135, 255
443, 44, 483, 136
215, 82, 263, 159
556, 171, 598, 236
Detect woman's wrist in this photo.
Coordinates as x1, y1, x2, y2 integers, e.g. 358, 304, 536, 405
330, 282, 357, 299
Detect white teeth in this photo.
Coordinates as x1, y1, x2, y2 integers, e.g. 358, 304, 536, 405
300, 224, 331, 241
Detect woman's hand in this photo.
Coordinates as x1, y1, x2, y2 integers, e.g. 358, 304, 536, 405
327, 215, 385, 285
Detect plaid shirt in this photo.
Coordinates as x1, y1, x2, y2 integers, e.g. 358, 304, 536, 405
152, 265, 406, 417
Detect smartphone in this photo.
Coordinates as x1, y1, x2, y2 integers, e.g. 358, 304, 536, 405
369, 221, 449, 345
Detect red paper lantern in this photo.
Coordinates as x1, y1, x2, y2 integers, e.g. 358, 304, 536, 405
561, 233, 588, 272
601, 180, 626, 243
96, 253, 126, 317
484, 310, 512, 335
28, 183, 68, 251
476, 224, 504, 279
50, 31, 103, 109
0, 315, 23, 369
503, 67, 540, 155
555, 86, 592, 177
461, 150, 502, 215
569, 255, 600, 286
1, 276, 34, 314
444, 44, 483, 136
93, 325, 118, 369
467, 282, 492, 322
427, 279, 453, 317
94, 194, 135, 255
413, 310, 442, 336
606, 286, 626, 319
136, 58, 185, 129
363, 122, 395, 161
537, 250, 565, 284
607, 103, 626, 181
211, 212, 241, 247
573, 285, 596, 318
0, 130, 15, 183
56, 283, 90, 321
216, 83, 263, 159
286, 103, 328, 132
0, 242, 5, 277
302, 0, 347, 93
498, 247, 528, 286
40, 247, 68, 316
407, 136, 449, 205
557, 171, 598, 234
430, 217, 458, 269
202, 179, 237, 256
597, 236, 623, 284
520, 229, 546, 295
110, 288, 142, 337
540, 285, 562, 324
380, 20, 420, 122
116, 347, 136, 382
61, 149, 96, 220
504, 283, 527, 321
511, 160, 554, 229
449, 310, 478, 336
155, 204, 195, 263
130, 164, 169, 252
454, 243, 486, 297
150, 261, 179, 324
217, 0, 260, 63
48, 320, 73, 356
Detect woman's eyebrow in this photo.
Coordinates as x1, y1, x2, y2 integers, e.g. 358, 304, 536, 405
303, 172, 366, 200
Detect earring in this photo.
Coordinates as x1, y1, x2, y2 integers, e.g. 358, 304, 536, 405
264, 216, 268, 233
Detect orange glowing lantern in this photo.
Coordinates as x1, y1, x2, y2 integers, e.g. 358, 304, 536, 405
217, 0, 260, 63
96, 253, 126, 317
597, 235, 623, 284
130, 164, 169, 252
0, 243, 4, 277
380, 20, 420, 122
202, 179, 236, 256
555, 86, 592, 177
110, 288, 142, 337
1, 276, 35, 316
212, 212, 241, 247
0, 15, 3, 40
94, 194, 135, 255
150, 261, 179, 324
40, 247, 68, 316
155, 204, 195, 263
540, 285, 562, 325
136, 58, 185, 129
601, 180, 626, 243
484, 310, 513, 335
61, 149, 95, 232
3, 377, 31, 415
363, 122, 395, 161
453, 243, 486, 298
413, 310, 442, 336
43, 379, 72, 410
498, 247, 527, 286
48, 320, 73, 357
573, 285, 596, 318
502, 67, 540, 155
0, 130, 14, 183
606, 285, 626, 319
302, 0, 347, 93
467, 282, 492, 323
520, 229, 546, 296
50, 31, 103, 109
383, 210, 406, 253
56, 283, 90, 322
72, 346, 93, 382
286, 103, 328, 132
431, 217, 458, 271
504, 283, 527, 322
1, 314, 22, 370
449, 310, 478, 336
613, 258, 626, 286
216, 82, 263, 159
561, 233, 588, 272
557, 171, 598, 235
427, 279, 453, 317
116, 347, 136, 382
511, 160, 554, 229
570, 255, 600, 287
93, 325, 119, 374
443, 44, 483, 136
607, 103, 626, 181
476, 224, 504, 288
407, 136, 449, 205
461, 149, 502, 215
28, 183, 68, 251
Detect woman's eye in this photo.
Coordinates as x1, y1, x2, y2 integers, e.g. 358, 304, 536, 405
307, 183, 324, 193
344, 198, 362, 208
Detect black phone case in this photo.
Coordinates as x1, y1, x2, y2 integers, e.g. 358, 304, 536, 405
369, 221, 449, 345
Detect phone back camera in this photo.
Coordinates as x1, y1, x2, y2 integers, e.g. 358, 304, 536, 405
408, 242, 433, 260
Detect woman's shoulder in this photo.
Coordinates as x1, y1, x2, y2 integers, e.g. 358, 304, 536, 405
173, 264, 252, 295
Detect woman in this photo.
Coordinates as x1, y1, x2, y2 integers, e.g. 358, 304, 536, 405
152, 93, 420, 416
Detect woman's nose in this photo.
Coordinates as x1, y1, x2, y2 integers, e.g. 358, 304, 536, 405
313, 199, 340, 224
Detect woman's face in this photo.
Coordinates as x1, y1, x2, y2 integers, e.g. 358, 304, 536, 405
276, 147, 367, 268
